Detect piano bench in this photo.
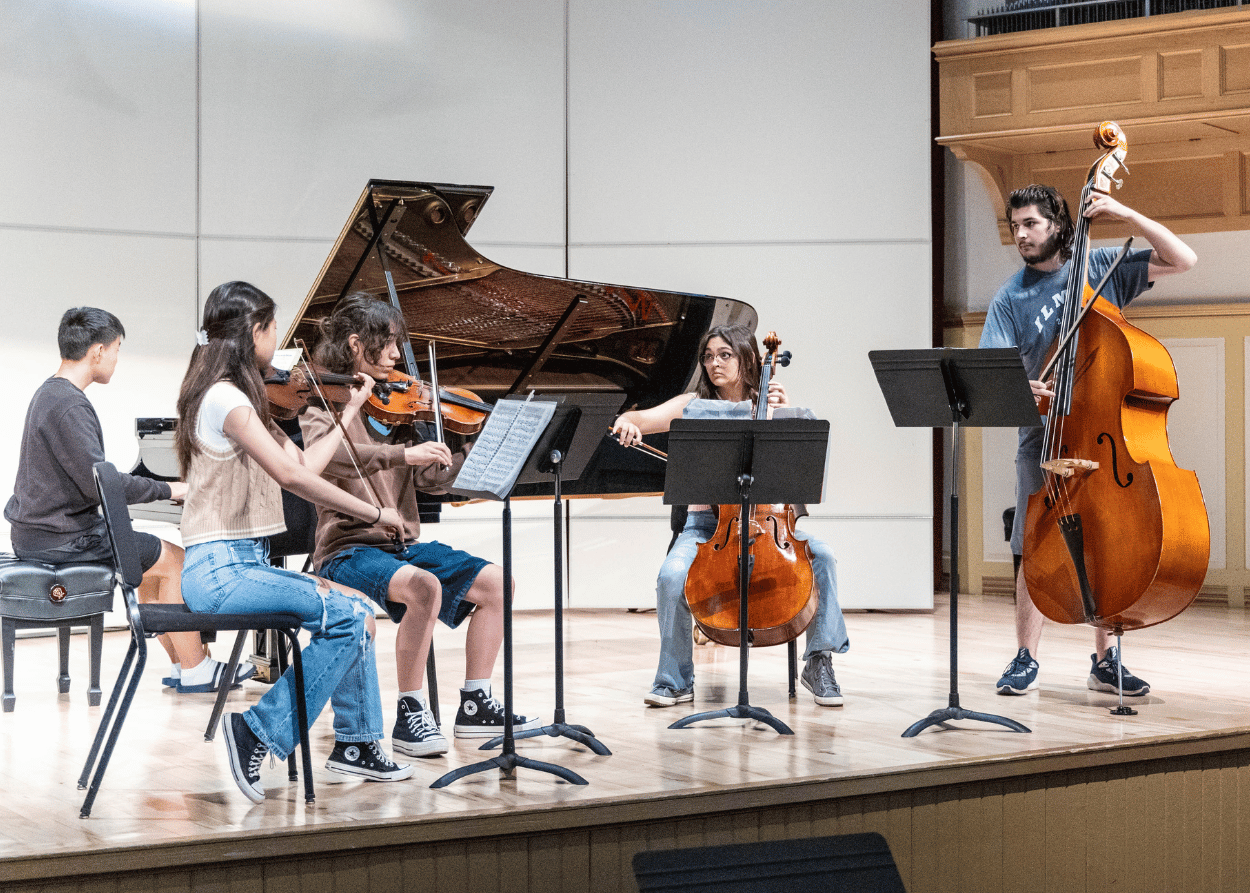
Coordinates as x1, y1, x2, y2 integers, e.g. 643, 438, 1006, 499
0, 556, 115, 712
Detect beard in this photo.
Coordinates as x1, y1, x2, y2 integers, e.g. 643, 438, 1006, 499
1018, 228, 1066, 266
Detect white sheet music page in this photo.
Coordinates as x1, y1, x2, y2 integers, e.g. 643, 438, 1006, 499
451, 396, 558, 500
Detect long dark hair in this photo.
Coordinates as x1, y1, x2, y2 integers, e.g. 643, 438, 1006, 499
175, 281, 276, 474
694, 324, 761, 403
1007, 184, 1075, 262
313, 292, 405, 374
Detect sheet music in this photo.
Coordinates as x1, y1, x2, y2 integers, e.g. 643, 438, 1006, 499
451, 396, 558, 500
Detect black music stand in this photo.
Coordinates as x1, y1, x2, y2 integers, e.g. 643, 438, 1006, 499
869, 347, 1039, 737
431, 401, 588, 788
481, 393, 621, 756
662, 418, 829, 735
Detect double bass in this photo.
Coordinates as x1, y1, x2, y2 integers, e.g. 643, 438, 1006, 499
1022, 121, 1209, 634
684, 333, 817, 647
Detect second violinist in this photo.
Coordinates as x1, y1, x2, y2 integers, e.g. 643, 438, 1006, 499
612, 324, 850, 708
300, 292, 539, 758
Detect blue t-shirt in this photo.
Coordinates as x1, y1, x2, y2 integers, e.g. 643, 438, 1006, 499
979, 247, 1153, 460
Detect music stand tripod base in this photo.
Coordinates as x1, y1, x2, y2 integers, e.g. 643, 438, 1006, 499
669, 703, 794, 735
902, 701, 1030, 737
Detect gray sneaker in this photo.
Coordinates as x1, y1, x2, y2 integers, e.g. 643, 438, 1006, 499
644, 685, 694, 707
800, 652, 843, 706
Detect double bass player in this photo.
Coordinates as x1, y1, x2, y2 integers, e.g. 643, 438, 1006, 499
980, 183, 1197, 697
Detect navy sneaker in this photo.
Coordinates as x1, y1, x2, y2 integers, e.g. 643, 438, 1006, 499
644, 685, 694, 707
392, 696, 448, 758
453, 688, 541, 738
221, 712, 267, 804
176, 658, 255, 693
1088, 646, 1150, 696
996, 647, 1039, 695
325, 741, 414, 781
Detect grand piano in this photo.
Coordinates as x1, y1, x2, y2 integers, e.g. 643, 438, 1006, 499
280, 179, 757, 497
136, 178, 755, 509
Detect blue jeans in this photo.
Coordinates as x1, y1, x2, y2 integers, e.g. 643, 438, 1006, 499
653, 510, 849, 692
182, 538, 384, 759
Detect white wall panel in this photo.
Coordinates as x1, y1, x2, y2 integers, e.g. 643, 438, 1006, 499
568, 0, 932, 245
198, 0, 567, 244
197, 237, 338, 328
0, 1, 196, 233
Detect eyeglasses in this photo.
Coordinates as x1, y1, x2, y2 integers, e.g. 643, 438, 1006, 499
701, 350, 736, 366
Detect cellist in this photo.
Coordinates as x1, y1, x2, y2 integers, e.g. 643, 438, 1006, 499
979, 184, 1196, 697
612, 324, 849, 709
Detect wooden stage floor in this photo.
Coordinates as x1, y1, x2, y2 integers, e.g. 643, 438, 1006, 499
2, 591, 1248, 886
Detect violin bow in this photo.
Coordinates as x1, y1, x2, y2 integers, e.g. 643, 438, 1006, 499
293, 339, 403, 547
604, 428, 668, 462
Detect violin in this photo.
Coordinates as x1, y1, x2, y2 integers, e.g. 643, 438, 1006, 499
363, 368, 492, 435
683, 332, 817, 648
264, 363, 361, 421
1022, 121, 1209, 634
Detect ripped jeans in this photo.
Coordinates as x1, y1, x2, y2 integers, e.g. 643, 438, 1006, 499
182, 538, 384, 759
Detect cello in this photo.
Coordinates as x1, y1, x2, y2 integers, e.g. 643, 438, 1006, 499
1022, 121, 1209, 635
684, 332, 817, 648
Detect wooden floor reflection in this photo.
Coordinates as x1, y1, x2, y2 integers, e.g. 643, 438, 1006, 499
1, 592, 1247, 864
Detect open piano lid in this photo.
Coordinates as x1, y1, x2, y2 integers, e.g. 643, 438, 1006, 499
282, 180, 756, 497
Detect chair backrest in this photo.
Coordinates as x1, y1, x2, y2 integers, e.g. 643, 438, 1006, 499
92, 461, 145, 590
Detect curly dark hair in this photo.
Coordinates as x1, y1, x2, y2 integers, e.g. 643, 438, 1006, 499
1007, 184, 1075, 262
312, 292, 406, 374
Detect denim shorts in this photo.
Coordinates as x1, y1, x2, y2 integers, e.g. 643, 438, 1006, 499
319, 541, 488, 628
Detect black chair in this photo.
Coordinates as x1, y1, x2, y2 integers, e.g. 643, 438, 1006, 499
633, 832, 906, 893
77, 461, 315, 817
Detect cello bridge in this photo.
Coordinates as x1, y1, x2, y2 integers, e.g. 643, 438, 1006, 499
1041, 458, 1099, 478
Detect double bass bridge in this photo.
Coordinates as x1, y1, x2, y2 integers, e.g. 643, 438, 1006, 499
1041, 457, 1099, 478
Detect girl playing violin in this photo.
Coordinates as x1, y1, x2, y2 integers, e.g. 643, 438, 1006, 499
176, 281, 413, 803
612, 324, 849, 708
300, 292, 538, 757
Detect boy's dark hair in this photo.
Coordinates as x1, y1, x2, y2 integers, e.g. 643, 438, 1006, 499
58, 307, 125, 361
1006, 184, 1075, 262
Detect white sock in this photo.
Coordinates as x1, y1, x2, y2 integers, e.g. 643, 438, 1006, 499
179, 658, 220, 685
400, 689, 428, 709
462, 679, 490, 696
